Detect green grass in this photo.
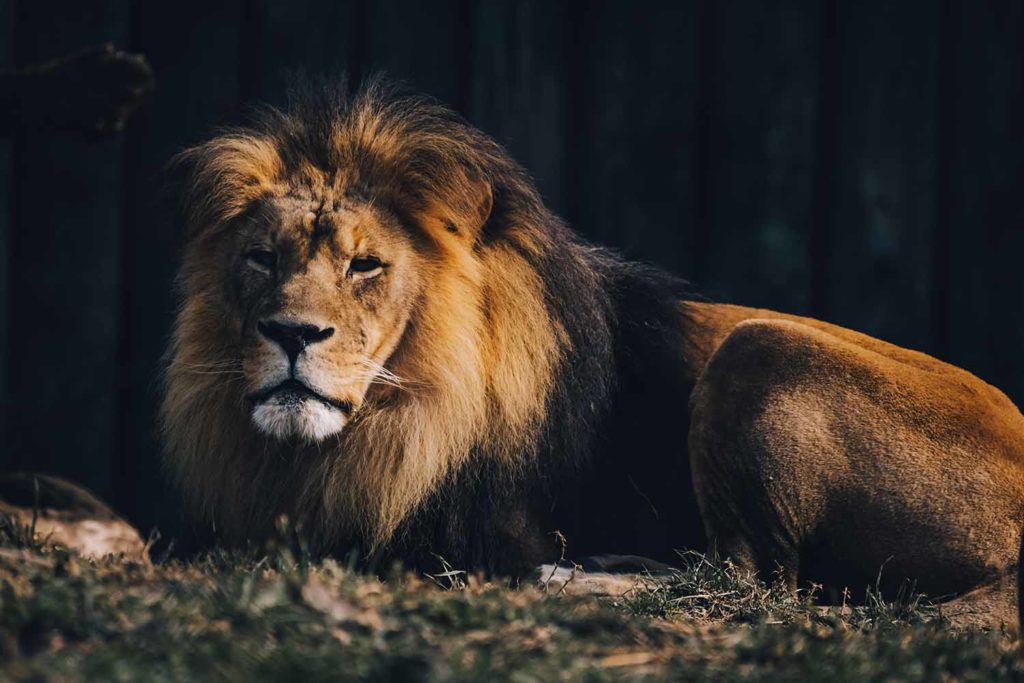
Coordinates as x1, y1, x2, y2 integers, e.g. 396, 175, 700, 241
0, 526, 1020, 682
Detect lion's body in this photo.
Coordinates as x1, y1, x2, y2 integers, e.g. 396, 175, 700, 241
689, 302, 1024, 624
163, 81, 1024, 621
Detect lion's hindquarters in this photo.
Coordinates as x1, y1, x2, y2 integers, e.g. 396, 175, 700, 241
690, 318, 1024, 605
689, 320, 817, 587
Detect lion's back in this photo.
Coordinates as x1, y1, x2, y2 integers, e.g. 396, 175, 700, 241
688, 305, 1024, 599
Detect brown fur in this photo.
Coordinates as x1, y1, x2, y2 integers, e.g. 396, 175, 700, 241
688, 302, 1024, 627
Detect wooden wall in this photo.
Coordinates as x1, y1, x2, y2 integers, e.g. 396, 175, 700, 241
1, 0, 1022, 534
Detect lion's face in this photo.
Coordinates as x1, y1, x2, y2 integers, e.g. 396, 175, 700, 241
230, 192, 424, 441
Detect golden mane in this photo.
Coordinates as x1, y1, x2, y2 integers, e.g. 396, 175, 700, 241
162, 80, 570, 550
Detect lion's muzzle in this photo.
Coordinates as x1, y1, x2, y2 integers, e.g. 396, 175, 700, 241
247, 318, 355, 441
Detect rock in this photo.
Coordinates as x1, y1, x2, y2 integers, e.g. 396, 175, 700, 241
0, 473, 146, 561
534, 554, 678, 596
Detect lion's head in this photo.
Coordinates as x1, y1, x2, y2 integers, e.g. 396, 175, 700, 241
162, 80, 571, 549
223, 189, 438, 442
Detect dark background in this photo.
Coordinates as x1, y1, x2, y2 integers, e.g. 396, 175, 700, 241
0, 0, 1022, 536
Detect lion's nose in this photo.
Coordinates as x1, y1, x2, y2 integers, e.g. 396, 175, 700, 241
258, 320, 335, 364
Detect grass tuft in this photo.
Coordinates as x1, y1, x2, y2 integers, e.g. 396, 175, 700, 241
618, 550, 814, 623
0, 536, 1018, 681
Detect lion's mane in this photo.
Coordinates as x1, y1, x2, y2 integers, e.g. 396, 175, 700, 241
162, 79, 700, 573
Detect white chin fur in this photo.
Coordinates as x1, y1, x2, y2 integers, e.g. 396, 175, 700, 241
252, 397, 347, 441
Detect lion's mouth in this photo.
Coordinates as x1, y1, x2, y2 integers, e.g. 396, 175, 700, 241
248, 379, 353, 415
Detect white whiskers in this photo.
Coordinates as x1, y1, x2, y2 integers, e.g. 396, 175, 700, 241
356, 358, 420, 392
169, 359, 246, 378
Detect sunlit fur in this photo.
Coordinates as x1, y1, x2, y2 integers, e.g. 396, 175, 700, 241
162, 79, 584, 553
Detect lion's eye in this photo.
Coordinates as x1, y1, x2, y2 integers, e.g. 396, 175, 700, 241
245, 248, 277, 270
348, 256, 384, 279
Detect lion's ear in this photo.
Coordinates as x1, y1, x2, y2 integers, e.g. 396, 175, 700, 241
464, 180, 494, 237
418, 179, 493, 246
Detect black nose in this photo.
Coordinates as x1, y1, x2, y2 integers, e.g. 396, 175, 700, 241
258, 320, 335, 363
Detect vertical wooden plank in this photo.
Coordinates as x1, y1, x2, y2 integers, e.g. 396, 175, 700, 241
699, 0, 820, 313
826, 2, 941, 350
0, 0, 13, 466
944, 1, 1024, 404
807, 0, 839, 321
571, 1, 699, 276
364, 0, 473, 110
8, 0, 129, 498
240, 0, 356, 107
471, 0, 569, 216
120, 0, 243, 530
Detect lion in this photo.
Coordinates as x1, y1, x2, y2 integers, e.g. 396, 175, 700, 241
162, 79, 1024, 621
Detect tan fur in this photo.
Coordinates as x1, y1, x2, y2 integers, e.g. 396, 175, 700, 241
162, 86, 562, 550
687, 302, 1024, 627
